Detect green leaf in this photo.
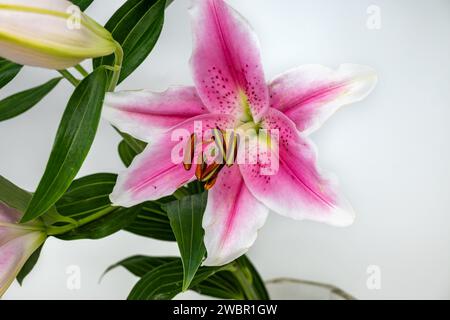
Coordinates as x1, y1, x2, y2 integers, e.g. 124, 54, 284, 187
70, 0, 94, 11
55, 173, 175, 241
104, 255, 267, 300
118, 140, 136, 167
192, 270, 246, 300
124, 197, 176, 242
16, 245, 43, 285
128, 259, 227, 300
0, 78, 62, 122
22, 68, 108, 222
56, 205, 142, 240
164, 192, 208, 291
0, 175, 32, 212
54, 173, 141, 240
233, 256, 270, 300
0, 175, 75, 227
56, 173, 117, 221
117, 132, 147, 167
103, 255, 177, 278
93, 0, 166, 83
0, 58, 22, 89
118, 132, 146, 155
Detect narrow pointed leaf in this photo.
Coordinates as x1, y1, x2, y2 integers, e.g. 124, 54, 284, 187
16, 245, 44, 285
0, 58, 22, 89
22, 68, 108, 222
0, 175, 31, 212
54, 173, 141, 240
110, 254, 267, 300
70, 0, 95, 11
56, 205, 142, 240
0, 175, 75, 227
192, 271, 246, 300
233, 256, 270, 300
127, 259, 227, 300
164, 192, 208, 291
56, 173, 117, 220
93, 0, 166, 83
0, 78, 62, 122
118, 139, 136, 167
103, 256, 177, 278
124, 197, 176, 242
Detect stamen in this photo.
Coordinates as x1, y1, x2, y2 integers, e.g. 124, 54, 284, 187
225, 131, 239, 167
195, 162, 206, 180
182, 133, 196, 171
201, 163, 224, 182
212, 127, 226, 163
204, 174, 219, 190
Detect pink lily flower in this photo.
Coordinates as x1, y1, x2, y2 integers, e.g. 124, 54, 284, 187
103, 0, 377, 266
0, 202, 46, 296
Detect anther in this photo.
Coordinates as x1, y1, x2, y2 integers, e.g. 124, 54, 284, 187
183, 133, 196, 171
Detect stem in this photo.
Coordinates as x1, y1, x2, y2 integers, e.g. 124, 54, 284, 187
173, 188, 190, 200
46, 206, 117, 236
74, 64, 89, 77
265, 277, 356, 300
107, 41, 123, 92
231, 263, 259, 300
58, 69, 80, 86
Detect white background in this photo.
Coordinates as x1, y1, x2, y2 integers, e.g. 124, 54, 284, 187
2, 0, 450, 299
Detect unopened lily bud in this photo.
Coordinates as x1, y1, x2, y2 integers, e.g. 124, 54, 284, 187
0, 201, 46, 297
0, 0, 116, 69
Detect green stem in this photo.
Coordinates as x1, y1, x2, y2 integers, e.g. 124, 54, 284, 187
231, 263, 259, 300
173, 188, 190, 200
46, 206, 117, 236
107, 41, 123, 92
58, 69, 80, 86
74, 64, 89, 77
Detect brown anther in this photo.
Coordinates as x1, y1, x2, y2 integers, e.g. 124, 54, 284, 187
182, 133, 196, 171
195, 162, 206, 180
183, 162, 192, 171
201, 163, 224, 182
204, 174, 219, 190
201, 162, 221, 181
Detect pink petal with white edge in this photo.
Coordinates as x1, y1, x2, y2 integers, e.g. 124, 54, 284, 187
203, 166, 269, 266
110, 114, 238, 207
103, 87, 208, 142
269, 64, 377, 135
240, 108, 355, 226
0, 231, 45, 297
189, 0, 269, 122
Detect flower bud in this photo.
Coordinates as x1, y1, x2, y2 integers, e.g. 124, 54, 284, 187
0, 201, 46, 297
0, 0, 116, 69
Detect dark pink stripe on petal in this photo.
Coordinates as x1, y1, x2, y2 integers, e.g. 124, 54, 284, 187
189, 0, 269, 122
241, 108, 355, 226
203, 166, 269, 266
269, 64, 377, 134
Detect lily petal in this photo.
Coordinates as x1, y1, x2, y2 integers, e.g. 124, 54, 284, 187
103, 87, 208, 142
269, 64, 377, 135
110, 114, 238, 207
203, 166, 268, 266
0, 203, 28, 247
189, 0, 269, 122
0, 231, 45, 297
0, 202, 21, 224
240, 108, 355, 226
